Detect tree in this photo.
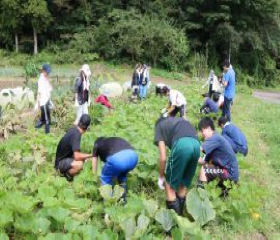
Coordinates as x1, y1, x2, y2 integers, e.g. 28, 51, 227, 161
23, 0, 52, 54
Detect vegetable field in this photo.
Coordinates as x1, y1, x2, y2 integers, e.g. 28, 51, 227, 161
0, 69, 280, 239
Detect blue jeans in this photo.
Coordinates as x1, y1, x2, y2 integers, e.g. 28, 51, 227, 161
222, 97, 233, 122
100, 149, 138, 185
139, 85, 147, 99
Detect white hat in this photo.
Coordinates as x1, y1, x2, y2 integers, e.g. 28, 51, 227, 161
80, 64, 91, 77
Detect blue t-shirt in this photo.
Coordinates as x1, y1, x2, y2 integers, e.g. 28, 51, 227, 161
202, 133, 239, 182
222, 124, 248, 154
224, 68, 235, 99
205, 98, 218, 113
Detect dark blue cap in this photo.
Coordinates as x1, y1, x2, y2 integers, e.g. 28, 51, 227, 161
42, 64, 51, 75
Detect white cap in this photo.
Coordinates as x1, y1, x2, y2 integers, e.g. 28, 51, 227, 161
80, 64, 91, 77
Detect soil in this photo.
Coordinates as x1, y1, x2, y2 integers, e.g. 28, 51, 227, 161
253, 91, 280, 104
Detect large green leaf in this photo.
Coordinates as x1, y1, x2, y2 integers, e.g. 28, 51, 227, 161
33, 217, 51, 235
38, 186, 57, 199
99, 185, 124, 203
64, 217, 81, 233
0, 209, 13, 228
47, 207, 71, 222
143, 199, 158, 217
155, 209, 176, 232
38, 233, 73, 240
187, 188, 216, 226
14, 214, 36, 232
120, 216, 136, 239
0, 233, 9, 240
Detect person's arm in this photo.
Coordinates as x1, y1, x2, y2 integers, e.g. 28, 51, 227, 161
92, 156, 98, 173
73, 151, 92, 161
167, 105, 175, 114
222, 73, 229, 86
158, 141, 166, 178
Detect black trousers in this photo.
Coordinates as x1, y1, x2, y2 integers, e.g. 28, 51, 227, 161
40, 101, 51, 133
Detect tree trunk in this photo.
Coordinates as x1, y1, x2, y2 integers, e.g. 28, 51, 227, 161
15, 33, 19, 53
33, 28, 38, 55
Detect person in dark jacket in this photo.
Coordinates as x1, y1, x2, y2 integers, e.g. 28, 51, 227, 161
139, 64, 149, 99
218, 117, 248, 156
74, 64, 91, 125
131, 64, 141, 100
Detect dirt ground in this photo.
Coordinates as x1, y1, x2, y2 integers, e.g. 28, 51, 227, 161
253, 91, 280, 104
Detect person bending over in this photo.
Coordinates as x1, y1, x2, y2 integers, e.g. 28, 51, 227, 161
162, 86, 187, 118
200, 92, 220, 114
92, 137, 138, 203
54, 114, 92, 182
218, 117, 248, 156
197, 117, 239, 193
154, 117, 200, 215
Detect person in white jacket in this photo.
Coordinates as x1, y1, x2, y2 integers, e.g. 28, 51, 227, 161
202, 70, 223, 98
34, 64, 53, 134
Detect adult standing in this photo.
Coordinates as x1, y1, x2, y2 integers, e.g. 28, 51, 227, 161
74, 64, 91, 125
131, 64, 140, 100
202, 70, 223, 98
154, 117, 200, 215
55, 114, 92, 182
35, 64, 53, 134
92, 137, 138, 203
139, 64, 149, 100
222, 60, 235, 121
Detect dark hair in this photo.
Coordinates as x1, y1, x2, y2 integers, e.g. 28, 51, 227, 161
218, 116, 228, 127
94, 137, 106, 146
198, 117, 215, 131
162, 86, 170, 94
212, 92, 220, 102
78, 114, 91, 130
222, 60, 230, 68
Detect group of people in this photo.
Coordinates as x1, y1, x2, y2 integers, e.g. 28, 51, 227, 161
34, 63, 114, 134
131, 63, 150, 100
35, 60, 248, 216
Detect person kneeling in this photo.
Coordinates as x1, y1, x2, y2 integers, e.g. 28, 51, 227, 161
197, 117, 239, 195
54, 114, 92, 182
91, 137, 138, 203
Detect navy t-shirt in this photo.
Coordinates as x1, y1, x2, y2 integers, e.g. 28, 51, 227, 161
202, 133, 239, 182
222, 124, 248, 151
154, 117, 198, 149
55, 128, 81, 168
205, 98, 218, 113
92, 137, 134, 162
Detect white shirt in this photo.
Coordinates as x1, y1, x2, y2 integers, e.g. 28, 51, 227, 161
169, 89, 186, 107
37, 73, 52, 106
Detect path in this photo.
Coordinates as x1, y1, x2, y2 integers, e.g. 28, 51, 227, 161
253, 91, 280, 104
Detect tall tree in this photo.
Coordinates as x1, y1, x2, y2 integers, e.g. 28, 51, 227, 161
23, 0, 52, 54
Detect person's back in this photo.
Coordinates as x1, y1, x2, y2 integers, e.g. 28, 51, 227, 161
223, 123, 248, 156
203, 132, 239, 182
224, 68, 235, 100
55, 127, 81, 169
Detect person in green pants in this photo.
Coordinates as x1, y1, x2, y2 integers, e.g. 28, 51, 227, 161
154, 116, 200, 215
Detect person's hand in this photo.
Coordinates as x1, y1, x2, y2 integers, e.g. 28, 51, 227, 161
157, 177, 165, 190
198, 156, 206, 165
162, 112, 169, 118
34, 102, 39, 112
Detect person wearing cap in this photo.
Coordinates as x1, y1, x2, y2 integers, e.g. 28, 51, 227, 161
95, 91, 114, 110
197, 117, 239, 193
92, 137, 138, 203
34, 64, 53, 134
218, 116, 248, 156
162, 86, 187, 118
55, 114, 92, 182
154, 116, 200, 215
139, 64, 149, 100
222, 60, 235, 122
74, 64, 92, 125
